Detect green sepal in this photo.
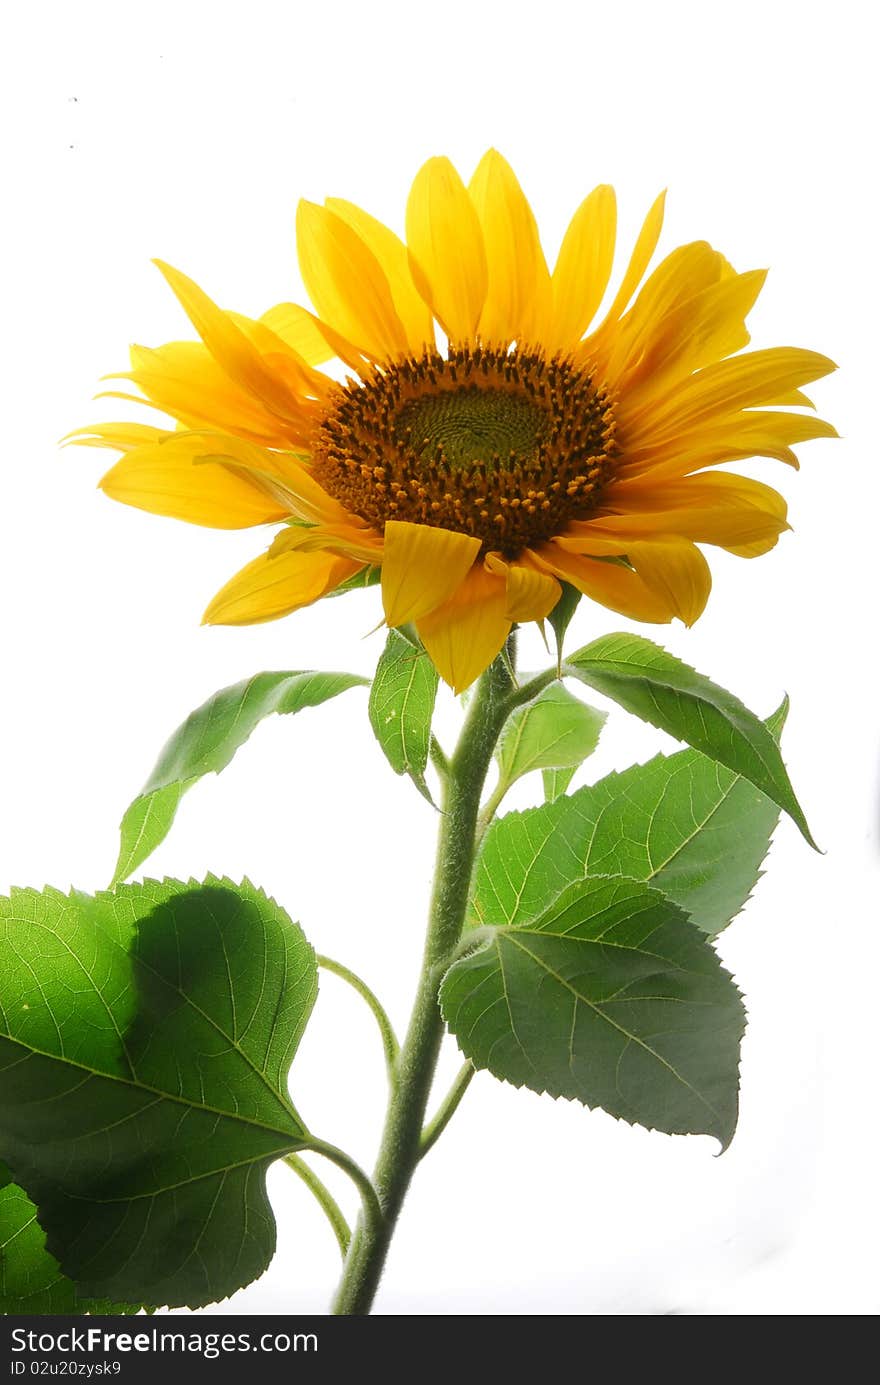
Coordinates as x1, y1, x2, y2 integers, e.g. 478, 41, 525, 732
327, 565, 382, 597
114, 670, 367, 883
547, 582, 581, 666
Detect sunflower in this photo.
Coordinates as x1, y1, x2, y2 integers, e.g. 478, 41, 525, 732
72, 150, 836, 691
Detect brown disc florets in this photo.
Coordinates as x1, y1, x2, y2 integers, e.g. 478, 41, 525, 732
311, 344, 617, 557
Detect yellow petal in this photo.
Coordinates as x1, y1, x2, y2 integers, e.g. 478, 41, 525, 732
615, 267, 767, 405
467, 149, 551, 345
613, 241, 724, 339
605, 471, 789, 551
272, 520, 383, 564
259, 302, 336, 365
724, 533, 785, 558
625, 540, 712, 626
287, 306, 373, 375
296, 201, 410, 361
550, 184, 617, 349
325, 198, 435, 353
625, 347, 837, 443
381, 520, 480, 626
485, 552, 561, 620
118, 341, 309, 447
99, 434, 288, 528
228, 311, 332, 404
63, 422, 169, 452
203, 547, 361, 625
209, 445, 357, 528
615, 409, 838, 480
535, 546, 672, 623
588, 190, 667, 341
603, 242, 749, 382
405, 156, 488, 344
769, 388, 815, 408
417, 562, 511, 693
153, 261, 305, 425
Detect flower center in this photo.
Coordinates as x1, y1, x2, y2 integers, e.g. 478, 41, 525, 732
395, 388, 548, 470
311, 344, 617, 557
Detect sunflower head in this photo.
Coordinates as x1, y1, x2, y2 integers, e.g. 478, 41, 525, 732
72, 150, 836, 691
311, 342, 617, 557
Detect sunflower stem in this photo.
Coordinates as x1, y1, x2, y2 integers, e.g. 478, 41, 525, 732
330, 642, 517, 1315
510, 665, 560, 708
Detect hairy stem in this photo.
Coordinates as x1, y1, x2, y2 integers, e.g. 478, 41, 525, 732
475, 776, 510, 845
330, 643, 517, 1315
316, 955, 400, 1084
306, 1139, 383, 1246
283, 1154, 351, 1257
419, 1063, 475, 1159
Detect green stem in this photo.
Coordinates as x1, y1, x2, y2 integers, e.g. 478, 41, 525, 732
284, 1154, 351, 1257
475, 776, 510, 843
306, 1139, 384, 1246
330, 643, 518, 1315
317, 955, 400, 1083
429, 734, 450, 781
514, 666, 560, 706
419, 1063, 475, 1159
499, 641, 519, 689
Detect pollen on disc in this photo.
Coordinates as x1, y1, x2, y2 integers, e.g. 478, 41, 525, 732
311, 344, 617, 558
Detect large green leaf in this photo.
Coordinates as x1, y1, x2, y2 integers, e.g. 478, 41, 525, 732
565, 633, 814, 845
442, 875, 745, 1147
0, 1182, 141, 1314
114, 671, 367, 883
0, 878, 317, 1308
368, 629, 438, 799
471, 704, 788, 937
494, 684, 605, 794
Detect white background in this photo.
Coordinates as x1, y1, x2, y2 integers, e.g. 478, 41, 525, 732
1, 0, 876, 1316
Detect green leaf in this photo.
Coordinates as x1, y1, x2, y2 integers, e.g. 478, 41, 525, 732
547, 582, 581, 664
368, 630, 439, 800
0, 877, 317, 1308
442, 874, 745, 1147
0, 1182, 142, 1314
114, 671, 367, 883
565, 632, 814, 846
494, 684, 605, 793
471, 703, 788, 938
542, 765, 577, 802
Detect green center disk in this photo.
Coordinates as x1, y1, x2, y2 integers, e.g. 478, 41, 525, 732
394, 387, 548, 469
